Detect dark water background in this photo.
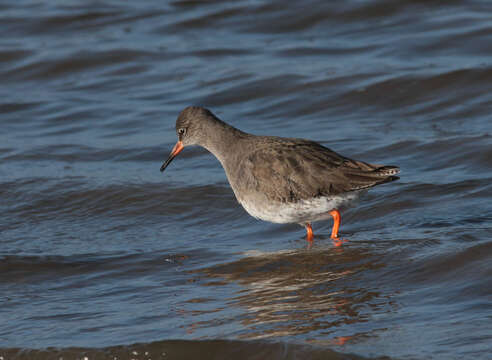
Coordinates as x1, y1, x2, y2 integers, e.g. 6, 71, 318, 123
1, 1, 492, 359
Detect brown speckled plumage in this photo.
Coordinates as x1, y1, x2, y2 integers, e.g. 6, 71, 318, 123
233, 136, 399, 204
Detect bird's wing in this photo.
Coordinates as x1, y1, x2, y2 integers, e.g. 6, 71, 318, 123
235, 138, 399, 203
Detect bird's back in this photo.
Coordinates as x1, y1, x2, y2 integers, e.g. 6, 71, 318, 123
227, 135, 399, 205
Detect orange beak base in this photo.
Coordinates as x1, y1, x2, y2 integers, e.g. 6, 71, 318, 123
160, 141, 184, 172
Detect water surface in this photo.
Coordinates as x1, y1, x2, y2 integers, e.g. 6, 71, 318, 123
1, 1, 491, 359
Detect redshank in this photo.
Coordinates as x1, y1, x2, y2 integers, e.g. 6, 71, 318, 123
160, 106, 399, 246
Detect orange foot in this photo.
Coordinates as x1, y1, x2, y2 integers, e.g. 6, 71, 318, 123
331, 237, 348, 247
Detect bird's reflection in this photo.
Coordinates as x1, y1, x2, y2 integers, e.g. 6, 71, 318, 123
188, 245, 397, 342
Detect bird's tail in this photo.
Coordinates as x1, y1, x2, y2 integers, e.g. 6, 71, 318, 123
372, 165, 400, 179
341, 161, 400, 190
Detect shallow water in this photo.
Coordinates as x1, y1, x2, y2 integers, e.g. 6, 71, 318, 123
1, 1, 491, 359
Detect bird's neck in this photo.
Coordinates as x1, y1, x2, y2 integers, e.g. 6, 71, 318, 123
200, 119, 249, 165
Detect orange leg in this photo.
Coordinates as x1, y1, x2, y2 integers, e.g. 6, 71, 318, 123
329, 210, 341, 239
330, 209, 344, 246
305, 222, 314, 242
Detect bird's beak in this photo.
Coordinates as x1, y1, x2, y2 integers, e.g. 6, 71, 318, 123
160, 141, 184, 172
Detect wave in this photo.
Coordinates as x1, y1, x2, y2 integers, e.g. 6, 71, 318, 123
0, 339, 392, 360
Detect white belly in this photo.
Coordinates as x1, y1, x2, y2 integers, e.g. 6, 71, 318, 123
238, 191, 363, 225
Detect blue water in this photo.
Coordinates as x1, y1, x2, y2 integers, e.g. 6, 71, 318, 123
1, 1, 491, 359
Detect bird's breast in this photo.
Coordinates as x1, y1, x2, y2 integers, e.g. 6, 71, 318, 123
237, 191, 363, 225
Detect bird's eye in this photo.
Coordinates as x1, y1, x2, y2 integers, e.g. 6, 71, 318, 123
178, 128, 186, 136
